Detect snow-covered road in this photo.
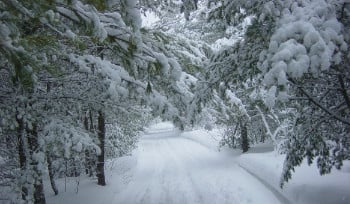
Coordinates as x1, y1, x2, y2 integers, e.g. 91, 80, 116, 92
114, 127, 282, 204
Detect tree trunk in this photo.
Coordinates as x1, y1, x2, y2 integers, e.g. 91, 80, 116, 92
73, 159, 80, 177
47, 154, 58, 195
16, 116, 28, 200
84, 113, 94, 177
260, 130, 266, 143
96, 110, 106, 186
240, 122, 249, 153
89, 110, 94, 131
27, 123, 46, 204
84, 114, 89, 175
230, 124, 238, 148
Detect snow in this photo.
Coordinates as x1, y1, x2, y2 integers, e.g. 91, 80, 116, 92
44, 119, 100, 158
169, 58, 182, 80
239, 152, 350, 204
45, 10, 55, 22
260, 0, 346, 101
180, 129, 223, 151
225, 89, 249, 118
124, 0, 142, 30
154, 52, 170, 75
0, 23, 13, 49
45, 155, 138, 204
264, 85, 277, 108
144, 121, 175, 134
212, 37, 239, 51
141, 11, 160, 28
65, 29, 76, 39
45, 123, 350, 204
56, 6, 80, 22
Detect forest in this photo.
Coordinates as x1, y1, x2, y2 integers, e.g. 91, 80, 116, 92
0, 0, 349, 203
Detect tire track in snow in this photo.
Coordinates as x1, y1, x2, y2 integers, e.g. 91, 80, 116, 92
163, 138, 205, 204
114, 128, 282, 204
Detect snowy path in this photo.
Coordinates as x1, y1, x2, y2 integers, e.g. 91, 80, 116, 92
113, 127, 282, 204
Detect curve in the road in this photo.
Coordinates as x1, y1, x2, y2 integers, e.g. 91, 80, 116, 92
114, 129, 283, 204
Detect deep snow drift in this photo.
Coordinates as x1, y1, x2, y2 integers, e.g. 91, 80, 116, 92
45, 122, 350, 204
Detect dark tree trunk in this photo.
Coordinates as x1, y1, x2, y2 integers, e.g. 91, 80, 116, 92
47, 154, 58, 195
230, 133, 235, 148
73, 159, 80, 177
84, 114, 89, 175
96, 110, 106, 186
84, 113, 89, 131
89, 110, 94, 131
241, 122, 249, 153
260, 130, 266, 143
16, 117, 28, 200
27, 124, 46, 204
180, 123, 184, 131
84, 113, 94, 177
85, 150, 93, 176
230, 124, 238, 148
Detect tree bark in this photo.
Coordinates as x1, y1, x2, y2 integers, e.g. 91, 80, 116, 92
97, 110, 106, 186
230, 124, 238, 148
240, 122, 249, 153
16, 116, 28, 200
260, 128, 265, 143
27, 123, 46, 204
84, 113, 94, 177
84, 114, 89, 175
89, 110, 94, 131
47, 154, 58, 195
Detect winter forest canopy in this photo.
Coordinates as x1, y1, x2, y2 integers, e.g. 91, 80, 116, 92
0, 0, 349, 203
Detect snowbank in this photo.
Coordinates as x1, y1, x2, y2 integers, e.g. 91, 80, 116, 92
45, 125, 350, 204
144, 121, 175, 134
182, 128, 350, 204
180, 129, 223, 151
239, 151, 350, 204
45, 154, 138, 204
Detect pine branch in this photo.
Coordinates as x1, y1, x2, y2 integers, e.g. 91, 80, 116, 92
338, 74, 350, 110
289, 78, 350, 126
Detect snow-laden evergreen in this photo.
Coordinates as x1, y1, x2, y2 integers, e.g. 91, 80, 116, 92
0, 0, 349, 203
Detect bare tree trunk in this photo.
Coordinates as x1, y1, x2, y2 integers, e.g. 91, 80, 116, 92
27, 123, 46, 204
47, 154, 58, 195
97, 110, 106, 186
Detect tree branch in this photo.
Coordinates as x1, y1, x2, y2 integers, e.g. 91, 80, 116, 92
338, 74, 350, 110
290, 78, 350, 126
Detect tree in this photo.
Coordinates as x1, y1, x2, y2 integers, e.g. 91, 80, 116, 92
0, 0, 200, 202
188, 0, 350, 186
253, 0, 350, 186
188, 1, 266, 152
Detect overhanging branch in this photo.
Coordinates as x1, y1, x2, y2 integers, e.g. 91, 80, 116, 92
289, 78, 350, 126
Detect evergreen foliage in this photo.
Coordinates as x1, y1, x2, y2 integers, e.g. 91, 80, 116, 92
0, 1, 349, 203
